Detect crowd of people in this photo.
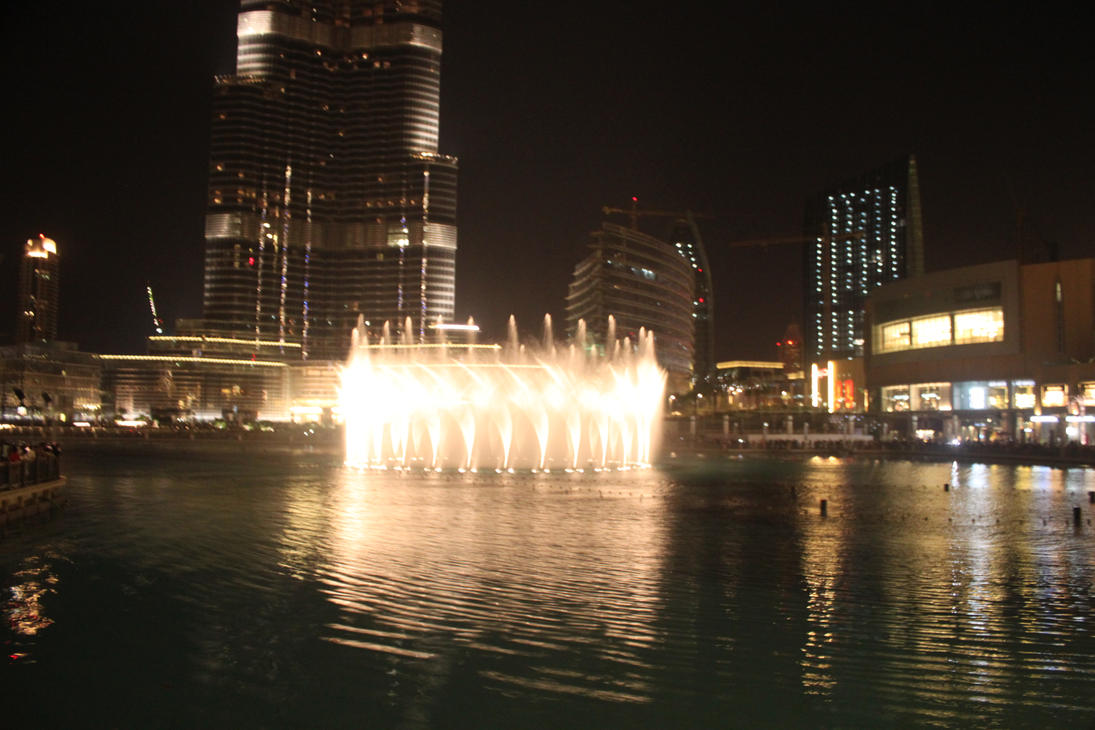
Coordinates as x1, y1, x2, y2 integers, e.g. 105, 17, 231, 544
1, 440, 62, 488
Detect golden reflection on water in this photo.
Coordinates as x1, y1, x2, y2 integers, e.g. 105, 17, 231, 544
795, 459, 1095, 718
798, 523, 840, 696
255, 455, 1095, 720
5, 556, 58, 661
290, 468, 669, 703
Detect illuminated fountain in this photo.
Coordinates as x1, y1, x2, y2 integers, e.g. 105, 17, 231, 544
341, 314, 666, 471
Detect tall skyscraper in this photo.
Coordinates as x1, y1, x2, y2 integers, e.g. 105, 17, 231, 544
565, 222, 694, 391
16, 234, 60, 344
599, 203, 714, 388
203, 0, 458, 360
804, 154, 923, 361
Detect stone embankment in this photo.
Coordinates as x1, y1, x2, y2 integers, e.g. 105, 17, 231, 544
670, 437, 1095, 469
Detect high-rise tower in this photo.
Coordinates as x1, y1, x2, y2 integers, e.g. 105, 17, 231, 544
803, 154, 923, 361
565, 222, 694, 391
16, 234, 60, 344
203, 0, 458, 360
599, 203, 714, 389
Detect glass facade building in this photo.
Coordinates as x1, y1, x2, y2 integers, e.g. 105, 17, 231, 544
804, 154, 924, 360
866, 258, 1095, 444
203, 0, 458, 361
565, 223, 694, 388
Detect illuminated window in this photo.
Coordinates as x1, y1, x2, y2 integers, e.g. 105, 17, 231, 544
911, 382, 952, 411
1079, 382, 1095, 406
1041, 385, 1068, 408
953, 308, 1004, 344
875, 306, 1005, 353
986, 382, 1009, 409
880, 321, 910, 352
881, 385, 910, 412
912, 315, 951, 348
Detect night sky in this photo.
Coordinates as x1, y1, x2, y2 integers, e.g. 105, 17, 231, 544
2, 2, 1090, 360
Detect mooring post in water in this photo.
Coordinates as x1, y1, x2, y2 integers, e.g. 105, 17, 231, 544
944, 483, 949, 492
820, 499, 828, 516
1089, 491, 1094, 504
1074, 507, 1082, 526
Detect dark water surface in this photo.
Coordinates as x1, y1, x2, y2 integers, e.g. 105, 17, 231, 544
3, 449, 1095, 728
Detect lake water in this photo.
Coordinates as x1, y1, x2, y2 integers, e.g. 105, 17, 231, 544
3, 447, 1095, 727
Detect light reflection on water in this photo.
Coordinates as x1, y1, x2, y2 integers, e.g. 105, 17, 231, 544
3, 450, 1095, 727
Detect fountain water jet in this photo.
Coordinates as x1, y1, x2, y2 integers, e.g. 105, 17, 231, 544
341, 315, 666, 470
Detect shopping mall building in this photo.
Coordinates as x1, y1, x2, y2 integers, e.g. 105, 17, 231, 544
865, 258, 1095, 444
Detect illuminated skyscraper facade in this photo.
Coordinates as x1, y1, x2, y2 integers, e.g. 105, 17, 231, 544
565, 222, 694, 390
16, 234, 60, 344
203, 0, 457, 360
804, 154, 923, 360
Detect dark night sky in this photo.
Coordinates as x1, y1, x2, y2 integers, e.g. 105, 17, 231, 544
2, 2, 1091, 360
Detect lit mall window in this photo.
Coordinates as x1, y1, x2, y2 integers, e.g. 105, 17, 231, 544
1011, 385, 1036, 409
1041, 385, 1068, 408
1079, 382, 1095, 406
881, 385, 911, 412
912, 315, 951, 348
986, 382, 1009, 409
911, 382, 952, 411
878, 321, 910, 352
874, 306, 1005, 354
954, 308, 1004, 344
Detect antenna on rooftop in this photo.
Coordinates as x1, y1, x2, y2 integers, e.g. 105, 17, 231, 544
146, 283, 165, 335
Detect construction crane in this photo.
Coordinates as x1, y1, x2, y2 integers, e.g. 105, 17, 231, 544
146, 283, 165, 335
724, 231, 864, 249
601, 198, 861, 248
601, 198, 713, 230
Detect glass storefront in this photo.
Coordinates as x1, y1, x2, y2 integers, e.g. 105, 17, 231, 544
879, 380, 1046, 414
1011, 380, 1036, 409
1041, 384, 1068, 408
1079, 382, 1095, 407
952, 381, 1008, 410
910, 382, 951, 411
876, 377, 1094, 445
881, 385, 910, 412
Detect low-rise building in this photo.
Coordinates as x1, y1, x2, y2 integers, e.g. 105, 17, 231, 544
0, 342, 102, 424
714, 360, 806, 410
866, 258, 1095, 443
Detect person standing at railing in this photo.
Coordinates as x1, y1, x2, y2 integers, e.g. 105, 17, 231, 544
21, 442, 36, 484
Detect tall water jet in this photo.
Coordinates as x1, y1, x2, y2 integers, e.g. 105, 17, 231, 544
341, 316, 666, 470
506, 315, 519, 356
542, 314, 556, 359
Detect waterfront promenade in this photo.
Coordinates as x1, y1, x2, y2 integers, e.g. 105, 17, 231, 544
3, 423, 1095, 470
676, 437, 1095, 469
0, 447, 65, 527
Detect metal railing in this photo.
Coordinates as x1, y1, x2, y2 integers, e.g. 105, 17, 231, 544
1, 454, 61, 490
